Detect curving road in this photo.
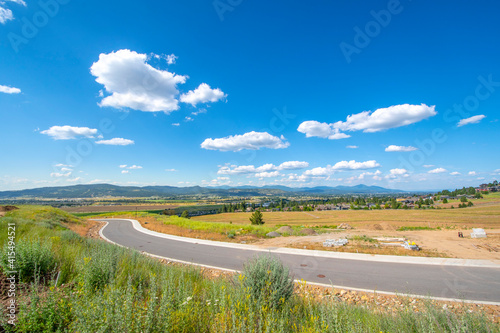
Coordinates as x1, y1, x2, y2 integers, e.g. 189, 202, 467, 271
99, 219, 500, 304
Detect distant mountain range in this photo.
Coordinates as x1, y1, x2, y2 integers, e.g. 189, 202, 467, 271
0, 183, 411, 199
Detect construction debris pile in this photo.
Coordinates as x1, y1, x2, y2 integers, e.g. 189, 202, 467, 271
323, 238, 348, 247
470, 228, 487, 238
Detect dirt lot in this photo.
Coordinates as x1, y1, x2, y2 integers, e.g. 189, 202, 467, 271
251, 228, 500, 261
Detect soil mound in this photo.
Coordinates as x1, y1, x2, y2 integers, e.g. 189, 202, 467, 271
0, 205, 19, 212
337, 223, 353, 230
300, 228, 318, 236
276, 226, 293, 234
266, 231, 281, 238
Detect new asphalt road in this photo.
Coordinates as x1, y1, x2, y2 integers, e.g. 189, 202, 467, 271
99, 219, 500, 303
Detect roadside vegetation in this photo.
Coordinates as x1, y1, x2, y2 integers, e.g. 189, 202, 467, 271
1, 206, 498, 332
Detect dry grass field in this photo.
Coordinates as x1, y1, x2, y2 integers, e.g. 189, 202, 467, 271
192, 200, 500, 230
189, 194, 500, 260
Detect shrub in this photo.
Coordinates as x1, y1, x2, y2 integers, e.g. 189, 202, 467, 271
249, 210, 264, 225
79, 244, 119, 292
240, 255, 294, 309
0, 238, 57, 283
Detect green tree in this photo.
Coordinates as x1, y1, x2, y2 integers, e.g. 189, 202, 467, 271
460, 196, 468, 203
249, 210, 265, 225
181, 210, 190, 219
442, 198, 448, 204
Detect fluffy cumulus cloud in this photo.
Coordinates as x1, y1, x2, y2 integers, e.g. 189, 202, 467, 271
468, 171, 476, 176
91, 49, 187, 113
0, 84, 21, 94
457, 115, 486, 127
41, 126, 98, 140
297, 121, 350, 140
95, 138, 134, 146
428, 168, 447, 174
298, 104, 436, 139
217, 161, 308, 175
385, 145, 418, 152
303, 160, 380, 176
180, 83, 226, 107
0, 0, 26, 24
390, 168, 408, 175
450, 172, 461, 176
278, 161, 309, 170
201, 131, 289, 151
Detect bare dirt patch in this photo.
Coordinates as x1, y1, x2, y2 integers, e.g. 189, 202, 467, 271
253, 229, 500, 260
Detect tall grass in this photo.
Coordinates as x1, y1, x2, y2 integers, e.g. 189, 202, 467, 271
0, 206, 498, 332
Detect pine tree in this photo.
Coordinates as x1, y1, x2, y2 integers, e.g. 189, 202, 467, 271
249, 210, 265, 225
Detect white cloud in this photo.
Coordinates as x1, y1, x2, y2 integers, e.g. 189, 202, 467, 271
0, 7, 13, 24
172, 123, 180, 126
334, 104, 437, 133
278, 161, 309, 170
201, 131, 290, 151
180, 83, 226, 107
303, 160, 380, 176
0, 84, 21, 94
428, 168, 447, 174
385, 145, 418, 152
298, 104, 436, 139
184, 116, 194, 122
95, 138, 134, 146
66, 177, 82, 183
468, 171, 476, 176
450, 172, 461, 176
165, 168, 177, 172
121, 170, 129, 174
41, 126, 98, 140
256, 171, 281, 178
191, 108, 207, 116
88, 179, 110, 184
423, 165, 434, 168
477, 177, 485, 180
390, 168, 408, 175
346, 145, 358, 149
91, 49, 187, 113
217, 161, 309, 175
457, 115, 486, 127
50, 172, 72, 178
331, 160, 380, 170
0, 0, 26, 24
297, 121, 351, 140
166, 54, 178, 65
119, 165, 142, 170
303, 167, 330, 176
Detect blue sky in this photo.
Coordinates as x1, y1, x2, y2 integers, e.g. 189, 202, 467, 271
0, 0, 499, 191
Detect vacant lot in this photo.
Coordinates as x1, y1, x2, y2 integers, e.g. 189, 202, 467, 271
190, 194, 500, 260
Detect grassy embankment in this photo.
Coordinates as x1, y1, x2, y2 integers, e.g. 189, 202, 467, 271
0, 206, 498, 332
